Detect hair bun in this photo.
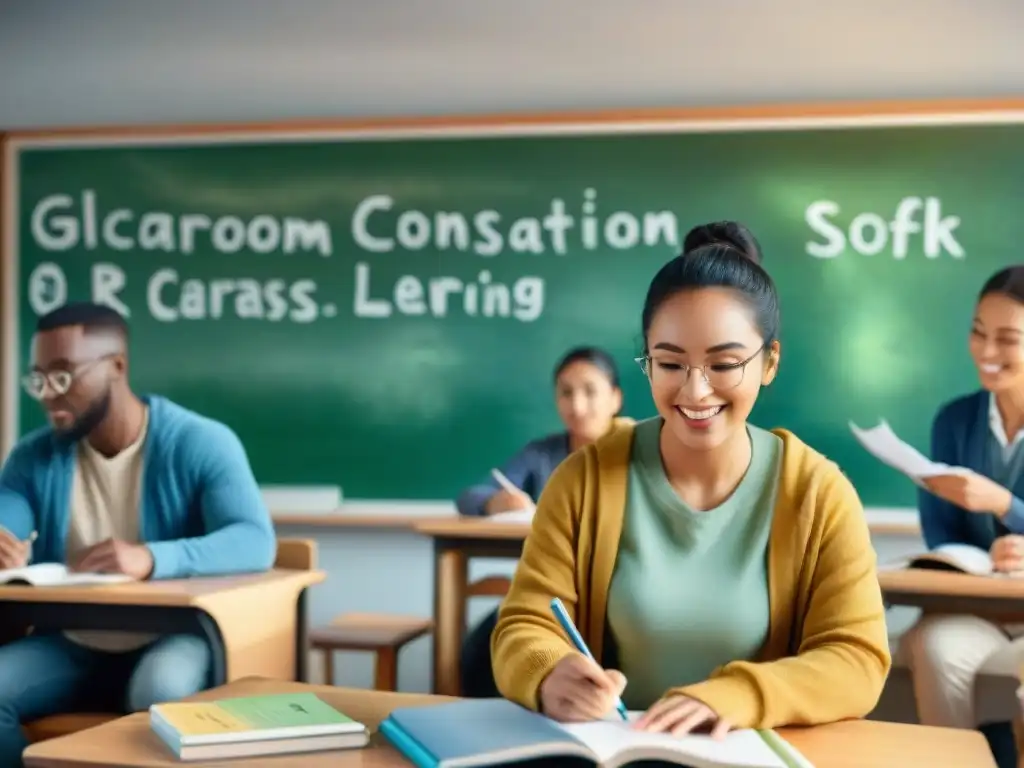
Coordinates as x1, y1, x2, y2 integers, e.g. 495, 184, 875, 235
682, 221, 762, 266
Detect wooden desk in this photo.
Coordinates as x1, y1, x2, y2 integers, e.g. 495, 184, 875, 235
878, 568, 1024, 621
413, 518, 528, 695
0, 569, 325, 683
23, 677, 997, 768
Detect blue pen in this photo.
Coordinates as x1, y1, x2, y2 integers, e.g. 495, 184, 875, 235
550, 597, 629, 722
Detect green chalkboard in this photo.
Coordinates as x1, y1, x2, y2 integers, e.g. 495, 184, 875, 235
4, 112, 1022, 507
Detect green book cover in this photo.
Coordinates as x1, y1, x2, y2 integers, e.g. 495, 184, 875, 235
156, 693, 362, 739
757, 729, 815, 768
217, 694, 355, 729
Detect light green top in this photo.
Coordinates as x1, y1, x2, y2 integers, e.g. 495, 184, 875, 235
606, 417, 782, 710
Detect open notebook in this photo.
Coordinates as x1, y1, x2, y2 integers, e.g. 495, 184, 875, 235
380, 698, 812, 768
889, 543, 1022, 578
0, 563, 132, 586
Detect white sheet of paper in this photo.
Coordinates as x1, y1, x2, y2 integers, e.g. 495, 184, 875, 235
0, 563, 131, 586
561, 720, 788, 768
485, 509, 535, 524
849, 420, 970, 480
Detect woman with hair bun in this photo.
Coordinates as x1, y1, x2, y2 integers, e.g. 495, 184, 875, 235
491, 221, 890, 737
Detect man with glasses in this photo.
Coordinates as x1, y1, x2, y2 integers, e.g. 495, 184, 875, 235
0, 302, 275, 768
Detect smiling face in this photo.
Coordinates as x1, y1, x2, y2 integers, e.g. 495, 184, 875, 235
554, 360, 622, 444
645, 287, 779, 452
970, 292, 1024, 394
29, 325, 122, 439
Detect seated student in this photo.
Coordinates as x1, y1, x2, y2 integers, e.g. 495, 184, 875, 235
491, 222, 890, 735
456, 346, 629, 697
0, 303, 275, 768
902, 265, 1024, 768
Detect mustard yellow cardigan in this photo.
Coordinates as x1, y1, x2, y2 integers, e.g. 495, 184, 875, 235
491, 422, 891, 729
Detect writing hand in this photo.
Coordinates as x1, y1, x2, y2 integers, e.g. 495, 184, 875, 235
924, 471, 1013, 516
485, 488, 534, 515
71, 538, 154, 580
0, 529, 30, 570
991, 535, 1024, 573
635, 694, 730, 739
539, 653, 626, 722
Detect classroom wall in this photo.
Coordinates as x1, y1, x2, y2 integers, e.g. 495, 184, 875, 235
1, 0, 1024, 128
2, 0, 1017, 691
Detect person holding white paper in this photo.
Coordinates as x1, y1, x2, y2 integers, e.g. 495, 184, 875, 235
455, 347, 631, 698
903, 265, 1024, 768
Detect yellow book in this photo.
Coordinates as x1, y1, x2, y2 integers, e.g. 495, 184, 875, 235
150, 693, 368, 761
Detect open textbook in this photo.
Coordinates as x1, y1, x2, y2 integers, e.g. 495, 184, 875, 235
884, 543, 1024, 578
381, 698, 813, 768
849, 420, 969, 480
0, 563, 132, 587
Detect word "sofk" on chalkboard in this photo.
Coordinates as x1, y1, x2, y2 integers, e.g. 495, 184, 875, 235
803, 196, 965, 259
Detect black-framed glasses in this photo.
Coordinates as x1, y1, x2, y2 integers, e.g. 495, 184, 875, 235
635, 343, 766, 391
21, 356, 113, 400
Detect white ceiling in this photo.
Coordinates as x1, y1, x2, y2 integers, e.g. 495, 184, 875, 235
1, 0, 1023, 128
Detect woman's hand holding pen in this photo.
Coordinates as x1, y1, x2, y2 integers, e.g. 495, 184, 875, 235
539, 654, 626, 722
0, 528, 32, 570
485, 488, 534, 515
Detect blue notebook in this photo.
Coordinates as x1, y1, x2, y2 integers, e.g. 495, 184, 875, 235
379, 698, 812, 768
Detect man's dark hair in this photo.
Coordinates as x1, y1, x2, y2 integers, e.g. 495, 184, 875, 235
35, 302, 129, 339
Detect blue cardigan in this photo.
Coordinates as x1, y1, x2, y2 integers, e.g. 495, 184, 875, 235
920, 390, 1024, 549
0, 395, 276, 579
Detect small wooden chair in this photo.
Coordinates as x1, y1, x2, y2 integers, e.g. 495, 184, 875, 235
275, 537, 317, 571
466, 575, 511, 600
310, 613, 433, 691
21, 537, 318, 744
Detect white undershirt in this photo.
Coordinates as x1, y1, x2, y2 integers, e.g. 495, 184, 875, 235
64, 408, 156, 652
989, 393, 1024, 463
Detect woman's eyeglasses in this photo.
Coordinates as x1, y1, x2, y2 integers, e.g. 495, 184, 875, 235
635, 344, 765, 391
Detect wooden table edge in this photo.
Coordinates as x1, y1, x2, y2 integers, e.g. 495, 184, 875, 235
275, 514, 920, 536
0, 569, 326, 609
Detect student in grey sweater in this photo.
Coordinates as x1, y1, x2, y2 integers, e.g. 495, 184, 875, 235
456, 346, 630, 697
